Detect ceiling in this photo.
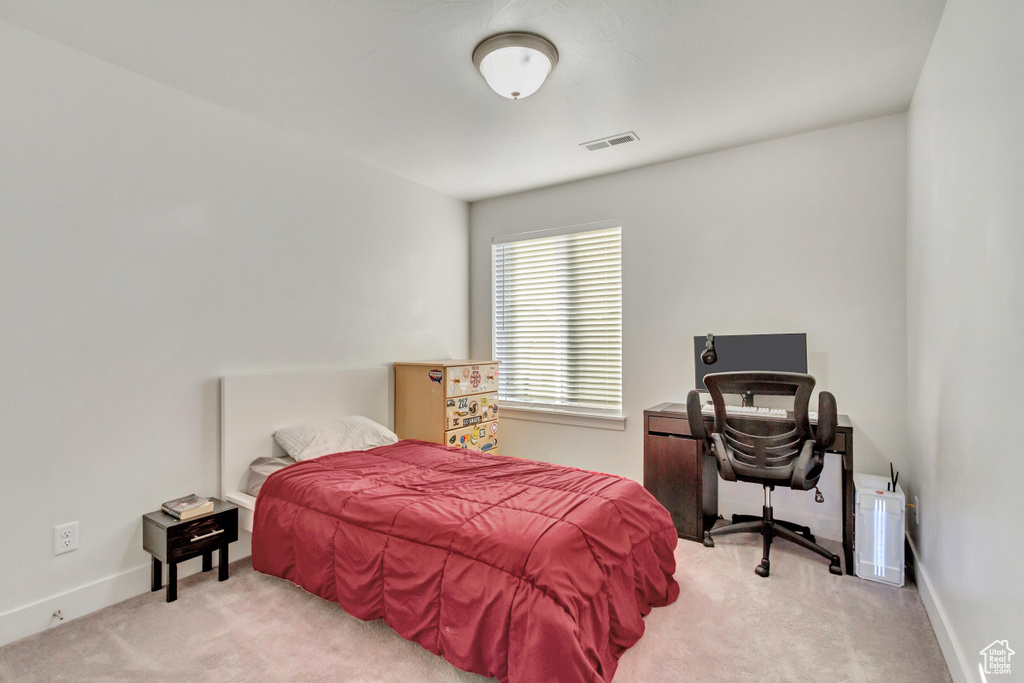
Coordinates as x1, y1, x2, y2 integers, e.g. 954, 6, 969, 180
0, 1, 946, 201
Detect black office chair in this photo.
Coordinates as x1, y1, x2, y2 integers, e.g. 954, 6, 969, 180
686, 371, 842, 577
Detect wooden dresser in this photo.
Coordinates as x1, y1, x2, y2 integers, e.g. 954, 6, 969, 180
395, 360, 500, 453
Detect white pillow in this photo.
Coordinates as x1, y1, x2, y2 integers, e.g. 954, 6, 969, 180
273, 416, 398, 461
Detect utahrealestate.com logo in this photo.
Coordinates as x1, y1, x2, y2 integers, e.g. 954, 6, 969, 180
980, 640, 1014, 676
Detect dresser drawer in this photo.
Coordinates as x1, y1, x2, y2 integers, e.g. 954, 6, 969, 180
444, 420, 499, 454
445, 392, 498, 429
446, 364, 499, 398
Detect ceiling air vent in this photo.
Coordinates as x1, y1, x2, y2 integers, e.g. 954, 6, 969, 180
580, 131, 639, 151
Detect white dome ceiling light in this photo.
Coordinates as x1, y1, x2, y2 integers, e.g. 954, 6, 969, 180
472, 32, 559, 100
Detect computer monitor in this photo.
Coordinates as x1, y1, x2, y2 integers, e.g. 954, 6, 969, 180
693, 333, 807, 394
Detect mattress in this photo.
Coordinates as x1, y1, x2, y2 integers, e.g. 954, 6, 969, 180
251, 439, 679, 682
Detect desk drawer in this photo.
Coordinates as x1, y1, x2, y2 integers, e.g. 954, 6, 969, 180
648, 416, 690, 437
831, 432, 847, 453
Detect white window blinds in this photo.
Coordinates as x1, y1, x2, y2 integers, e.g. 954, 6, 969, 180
492, 224, 622, 412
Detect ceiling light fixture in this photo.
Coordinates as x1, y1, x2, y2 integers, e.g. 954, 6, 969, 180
472, 32, 558, 100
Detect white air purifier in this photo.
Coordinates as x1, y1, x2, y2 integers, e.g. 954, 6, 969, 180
854, 473, 905, 586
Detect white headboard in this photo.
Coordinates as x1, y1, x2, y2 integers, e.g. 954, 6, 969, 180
220, 367, 390, 530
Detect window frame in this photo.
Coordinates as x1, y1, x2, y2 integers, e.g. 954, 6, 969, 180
491, 220, 625, 430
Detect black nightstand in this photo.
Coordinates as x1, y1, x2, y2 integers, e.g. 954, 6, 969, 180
143, 498, 238, 602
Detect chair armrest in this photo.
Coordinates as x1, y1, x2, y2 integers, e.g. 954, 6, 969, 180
815, 391, 837, 451
687, 391, 735, 481
686, 390, 708, 441
711, 434, 738, 482
790, 440, 822, 490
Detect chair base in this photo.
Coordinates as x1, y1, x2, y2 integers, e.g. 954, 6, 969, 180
730, 513, 816, 544
704, 501, 841, 578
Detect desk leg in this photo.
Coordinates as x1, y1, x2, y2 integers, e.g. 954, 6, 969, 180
202, 552, 213, 572
843, 436, 855, 575
166, 562, 177, 603
151, 557, 162, 592
218, 545, 229, 582
702, 448, 719, 536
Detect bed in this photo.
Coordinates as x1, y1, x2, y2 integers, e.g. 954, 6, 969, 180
222, 368, 679, 682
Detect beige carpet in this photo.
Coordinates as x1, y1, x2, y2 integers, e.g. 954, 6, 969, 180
0, 535, 951, 682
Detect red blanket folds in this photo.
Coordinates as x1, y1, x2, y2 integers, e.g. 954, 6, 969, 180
252, 440, 679, 682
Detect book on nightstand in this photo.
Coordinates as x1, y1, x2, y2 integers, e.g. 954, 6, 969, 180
161, 494, 213, 520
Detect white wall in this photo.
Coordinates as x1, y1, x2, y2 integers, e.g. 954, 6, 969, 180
0, 21, 467, 644
470, 115, 908, 541
906, 1, 1024, 681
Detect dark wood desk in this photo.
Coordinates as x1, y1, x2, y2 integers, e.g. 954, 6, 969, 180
643, 403, 855, 575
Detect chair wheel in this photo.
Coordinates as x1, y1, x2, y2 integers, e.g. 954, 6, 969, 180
755, 563, 770, 578
703, 532, 715, 548
829, 557, 842, 576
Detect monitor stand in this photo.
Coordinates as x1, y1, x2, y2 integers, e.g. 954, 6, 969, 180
741, 391, 756, 407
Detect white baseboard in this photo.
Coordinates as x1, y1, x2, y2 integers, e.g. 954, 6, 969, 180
907, 535, 974, 683
0, 533, 251, 648
0, 563, 153, 648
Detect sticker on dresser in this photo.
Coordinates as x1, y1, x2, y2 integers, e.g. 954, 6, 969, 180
444, 421, 499, 454
446, 393, 497, 429
446, 364, 499, 397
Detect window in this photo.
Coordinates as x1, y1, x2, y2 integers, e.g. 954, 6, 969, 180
492, 223, 622, 415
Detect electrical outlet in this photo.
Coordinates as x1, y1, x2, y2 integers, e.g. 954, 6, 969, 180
54, 522, 79, 555
914, 496, 920, 525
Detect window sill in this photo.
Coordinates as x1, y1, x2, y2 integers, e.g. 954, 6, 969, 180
500, 404, 626, 431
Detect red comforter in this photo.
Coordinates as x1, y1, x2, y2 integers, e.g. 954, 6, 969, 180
251, 440, 679, 682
